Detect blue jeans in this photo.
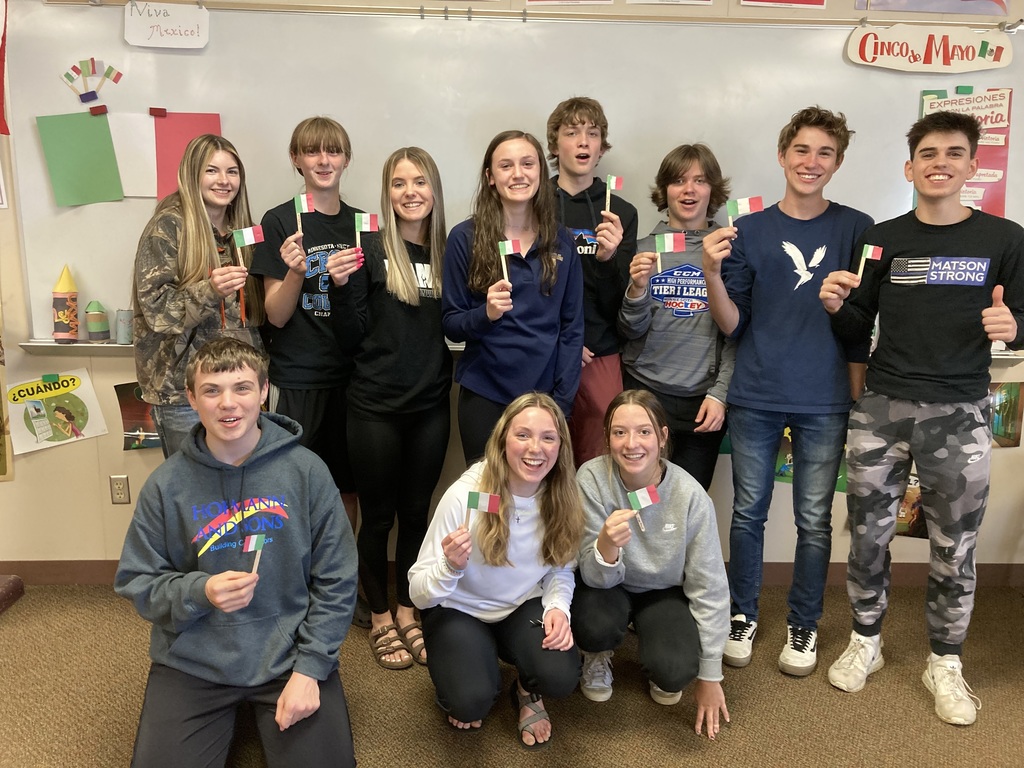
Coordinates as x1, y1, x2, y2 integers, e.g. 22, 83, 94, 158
727, 405, 847, 630
151, 404, 200, 458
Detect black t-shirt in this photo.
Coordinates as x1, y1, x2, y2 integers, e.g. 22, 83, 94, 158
347, 232, 452, 416
251, 199, 367, 389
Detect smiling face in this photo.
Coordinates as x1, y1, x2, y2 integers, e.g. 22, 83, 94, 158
553, 122, 605, 181
292, 145, 348, 194
904, 130, 977, 204
504, 406, 561, 497
199, 150, 241, 218
487, 138, 542, 208
187, 365, 269, 465
607, 404, 668, 490
390, 158, 434, 228
665, 161, 712, 231
778, 126, 842, 202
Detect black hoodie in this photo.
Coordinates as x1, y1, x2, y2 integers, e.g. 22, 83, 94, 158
553, 176, 638, 357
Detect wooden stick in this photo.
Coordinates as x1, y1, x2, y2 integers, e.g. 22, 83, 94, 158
656, 253, 663, 275
251, 548, 263, 574
500, 253, 509, 283
356, 230, 362, 250
605, 185, 611, 213
856, 253, 867, 281
295, 208, 303, 236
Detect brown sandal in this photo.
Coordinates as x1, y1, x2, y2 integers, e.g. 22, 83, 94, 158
397, 621, 427, 665
369, 623, 413, 670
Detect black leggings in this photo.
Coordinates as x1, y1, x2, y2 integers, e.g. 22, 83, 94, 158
347, 403, 450, 613
457, 387, 507, 465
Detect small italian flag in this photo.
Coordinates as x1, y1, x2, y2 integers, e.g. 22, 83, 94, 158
726, 197, 764, 219
294, 193, 315, 214
104, 65, 124, 84
606, 175, 624, 190
654, 233, 686, 253
498, 239, 522, 257
63, 65, 81, 84
355, 213, 379, 232
233, 225, 264, 248
467, 491, 501, 513
627, 485, 661, 511
242, 534, 266, 552
861, 244, 883, 262
79, 58, 98, 76
978, 41, 1004, 62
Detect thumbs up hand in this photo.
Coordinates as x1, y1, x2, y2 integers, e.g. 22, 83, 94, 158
982, 285, 1017, 342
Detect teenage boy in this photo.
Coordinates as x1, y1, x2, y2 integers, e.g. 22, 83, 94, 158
115, 338, 358, 767
702, 106, 873, 677
547, 97, 639, 466
820, 111, 1023, 726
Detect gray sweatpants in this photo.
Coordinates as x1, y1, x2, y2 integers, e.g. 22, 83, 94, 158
844, 390, 991, 656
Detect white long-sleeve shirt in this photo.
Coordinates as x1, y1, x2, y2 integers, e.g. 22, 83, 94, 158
409, 462, 576, 623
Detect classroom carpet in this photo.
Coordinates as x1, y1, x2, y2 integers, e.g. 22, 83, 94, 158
1, 584, 1022, 768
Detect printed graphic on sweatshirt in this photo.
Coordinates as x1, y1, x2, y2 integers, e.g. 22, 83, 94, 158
302, 244, 344, 316
384, 259, 437, 298
890, 257, 990, 286
782, 241, 827, 290
191, 496, 290, 556
568, 227, 599, 258
649, 263, 709, 317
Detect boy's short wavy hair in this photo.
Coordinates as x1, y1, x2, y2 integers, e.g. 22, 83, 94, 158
777, 105, 853, 159
186, 338, 269, 393
545, 96, 612, 168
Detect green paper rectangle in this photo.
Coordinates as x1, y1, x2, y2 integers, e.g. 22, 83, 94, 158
36, 112, 124, 207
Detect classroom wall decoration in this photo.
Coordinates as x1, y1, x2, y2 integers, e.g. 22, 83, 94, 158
123, 1, 210, 49
114, 382, 161, 451
7, 3, 1023, 341
5, 369, 108, 455
847, 25, 1013, 73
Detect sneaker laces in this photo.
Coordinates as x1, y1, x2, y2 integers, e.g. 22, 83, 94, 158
834, 636, 874, 670
729, 618, 753, 640
582, 651, 613, 687
789, 626, 815, 652
933, 661, 982, 711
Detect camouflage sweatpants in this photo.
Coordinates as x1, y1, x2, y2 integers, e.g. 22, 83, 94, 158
845, 390, 990, 654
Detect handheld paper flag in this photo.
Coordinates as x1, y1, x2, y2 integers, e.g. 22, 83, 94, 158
627, 485, 660, 510
103, 65, 124, 84
355, 213, 379, 232
63, 65, 82, 84
606, 175, 623, 191
467, 491, 501, 513
498, 240, 522, 257
294, 194, 315, 214
725, 197, 764, 220
856, 244, 884, 280
233, 225, 265, 248
243, 534, 266, 552
654, 233, 686, 253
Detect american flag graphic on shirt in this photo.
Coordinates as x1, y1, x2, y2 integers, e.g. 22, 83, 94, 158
890, 258, 931, 285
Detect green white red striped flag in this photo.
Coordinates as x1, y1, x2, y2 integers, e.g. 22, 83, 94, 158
498, 240, 522, 257
606, 175, 623, 190
862, 244, 883, 262
355, 213, 379, 232
233, 225, 264, 248
654, 233, 686, 253
726, 197, 764, 219
467, 491, 501, 513
103, 65, 123, 84
63, 65, 81, 83
978, 40, 1004, 62
79, 58, 98, 76
242, 534, 266, 552
627, 485, 660, 511
294, 194, 315, 214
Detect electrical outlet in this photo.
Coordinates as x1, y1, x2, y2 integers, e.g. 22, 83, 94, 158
110, 474, 131, 505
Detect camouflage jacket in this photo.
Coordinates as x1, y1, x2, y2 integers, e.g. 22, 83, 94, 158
132, 210, 262, 406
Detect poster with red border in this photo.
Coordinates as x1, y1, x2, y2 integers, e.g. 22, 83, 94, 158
920, 86, 1012, 217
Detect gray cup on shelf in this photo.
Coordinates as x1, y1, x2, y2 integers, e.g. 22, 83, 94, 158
115, 309, 133, 344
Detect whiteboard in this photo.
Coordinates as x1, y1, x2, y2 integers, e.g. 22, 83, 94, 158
8, 2, 1022, 339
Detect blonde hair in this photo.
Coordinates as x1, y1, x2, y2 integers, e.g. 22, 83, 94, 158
380, 147, 447, 305
288, 116, 353, 175
475, 393, 583, 567
135, 134, 264, 325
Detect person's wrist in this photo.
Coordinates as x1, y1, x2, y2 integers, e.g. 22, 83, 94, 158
440, 556, 465, 577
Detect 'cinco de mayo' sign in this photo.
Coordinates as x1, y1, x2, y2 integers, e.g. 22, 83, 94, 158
847, 25, 1013, 73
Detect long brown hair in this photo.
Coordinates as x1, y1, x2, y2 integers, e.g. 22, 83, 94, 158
475, 393, 583, 567
468, 131, 560, 295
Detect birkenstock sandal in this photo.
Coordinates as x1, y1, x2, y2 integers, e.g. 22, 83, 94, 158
368, 623, 413, 670
397, 621, 427, 665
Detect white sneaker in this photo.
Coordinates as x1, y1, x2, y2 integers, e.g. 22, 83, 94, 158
922, 653, 981, 726
723, 614, 757, 668
580, 650, 614, 702
828, 632, 884, 692
778, 625, 818, 676
649, 680, 682, 706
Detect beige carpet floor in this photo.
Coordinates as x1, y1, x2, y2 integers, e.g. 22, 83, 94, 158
2, 584, 1022, 767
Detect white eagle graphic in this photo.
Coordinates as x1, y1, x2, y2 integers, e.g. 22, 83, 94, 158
782, 241, 827, 290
